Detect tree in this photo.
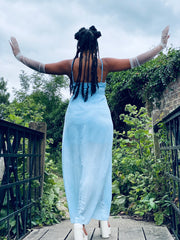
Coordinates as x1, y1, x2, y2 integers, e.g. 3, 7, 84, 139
0, 77, 10, 117
6, 71, 69, 174
0, 77, 10, 104
11, 71, 69, 141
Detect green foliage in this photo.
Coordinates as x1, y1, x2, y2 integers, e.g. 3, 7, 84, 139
0, 142, 66, 238
3, 97, 45, 126
106, 48, 180, 131
2, 71, 68, 176
0, 213, 17, 239
0, 77, 10, 119
0, 77, 10, 104
31, 147, 63, 226
111, 104, 171, 225
14, 72, 69, 175
0, 71, 68, 235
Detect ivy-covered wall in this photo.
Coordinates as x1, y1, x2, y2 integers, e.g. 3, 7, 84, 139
106, 48, 180, 131
152, 74, 180, 125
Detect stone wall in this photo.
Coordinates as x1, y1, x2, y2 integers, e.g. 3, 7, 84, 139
152, 75, 180, 125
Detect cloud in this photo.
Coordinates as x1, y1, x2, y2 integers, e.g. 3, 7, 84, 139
160, 0, 180, 15
0, 0, 179, 99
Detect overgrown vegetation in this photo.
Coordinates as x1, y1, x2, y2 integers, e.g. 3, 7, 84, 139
111, 104, 171, 225
1, 71, 69, 175
31, 147, 66, 227
0, 73, 69, 237
0, 148, 66, 239
106, 48, 180, 131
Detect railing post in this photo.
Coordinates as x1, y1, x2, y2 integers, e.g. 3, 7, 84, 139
29, 122, 47, 197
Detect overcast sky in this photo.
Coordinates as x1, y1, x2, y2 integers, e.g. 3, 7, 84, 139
0, 0, 180, 100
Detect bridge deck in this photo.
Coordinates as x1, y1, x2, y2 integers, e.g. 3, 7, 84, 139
24, 216, 174, 240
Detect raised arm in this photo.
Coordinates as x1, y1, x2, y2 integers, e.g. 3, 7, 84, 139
129, 26, 169, 68
10, 37, 46, 73
9, 37, 72, 76
103, 26, 169, 73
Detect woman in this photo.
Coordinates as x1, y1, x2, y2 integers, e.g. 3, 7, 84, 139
10, 25, 169, 240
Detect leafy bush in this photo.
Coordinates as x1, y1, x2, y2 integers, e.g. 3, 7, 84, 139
111, 104, 171, 225
31, 142, 65, 227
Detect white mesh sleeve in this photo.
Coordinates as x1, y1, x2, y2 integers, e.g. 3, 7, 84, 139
129, 45, 163, 69
10, 37, 46, 73
16, 53, 45, 73
129, 57, 141, 68
129, 26, 169, 69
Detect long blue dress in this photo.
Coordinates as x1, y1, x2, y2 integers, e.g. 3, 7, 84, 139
62, 59, 113, 225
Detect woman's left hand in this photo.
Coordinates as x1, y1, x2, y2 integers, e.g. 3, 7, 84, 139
9, 37, 21, 58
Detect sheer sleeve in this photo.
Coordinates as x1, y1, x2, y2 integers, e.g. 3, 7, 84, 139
10, 37, 45, 73
129, 26, 169, 69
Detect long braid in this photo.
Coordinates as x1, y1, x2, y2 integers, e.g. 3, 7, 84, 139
91, 50, 99, 96
73, 51, 83, 99
71, 26, 101, 101
84, 52, 90, 101
81, 51, 88, 99
70, 50, 79, 94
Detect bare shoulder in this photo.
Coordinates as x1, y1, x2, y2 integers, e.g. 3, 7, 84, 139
102, 57, 131, 73
45, 59, 72, 76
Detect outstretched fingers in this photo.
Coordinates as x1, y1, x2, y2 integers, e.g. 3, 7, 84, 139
9, 37, 21, 57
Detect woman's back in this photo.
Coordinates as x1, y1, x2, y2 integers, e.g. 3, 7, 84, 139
72, 57, 105, 83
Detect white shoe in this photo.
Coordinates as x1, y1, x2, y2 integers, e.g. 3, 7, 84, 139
74, 223, 88, 240
99, 221, 111, 238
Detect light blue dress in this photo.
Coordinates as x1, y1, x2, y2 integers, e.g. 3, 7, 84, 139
62, 59, 113, 225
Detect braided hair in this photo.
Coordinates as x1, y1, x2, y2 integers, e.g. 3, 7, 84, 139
70, 26, 101, 101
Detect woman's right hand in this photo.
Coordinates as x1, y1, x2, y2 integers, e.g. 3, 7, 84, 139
9, 37, 21, 58
161, 26, 170, 48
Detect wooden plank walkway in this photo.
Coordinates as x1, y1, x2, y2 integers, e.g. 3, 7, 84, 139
24, 216, 174, 240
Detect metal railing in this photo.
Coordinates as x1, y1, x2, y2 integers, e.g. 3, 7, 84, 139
0, 120, 46, 240
157, 107, 180, 240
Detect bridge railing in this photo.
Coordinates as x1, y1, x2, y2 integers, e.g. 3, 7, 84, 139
156, 107, 180, 240
0, 120, 46, 240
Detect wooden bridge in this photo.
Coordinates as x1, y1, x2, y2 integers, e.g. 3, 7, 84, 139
24, 216, 174, 240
